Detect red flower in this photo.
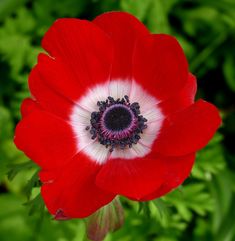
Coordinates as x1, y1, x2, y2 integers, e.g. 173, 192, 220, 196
14, 12, 221, 219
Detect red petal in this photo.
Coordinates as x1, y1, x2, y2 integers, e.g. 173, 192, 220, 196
29, 65, 73, 120
20, 98, 41, 118
42, 18, 113, 94
96, 155, 169, 200
41, 153, 115, 218
154, 100, 222, 156
159, 73, 197, 116
139, 153, 195, 201
93, 11, 149, 79
39, 169, 59, 184
14, 110, 77, 169
132, 34, 188, 101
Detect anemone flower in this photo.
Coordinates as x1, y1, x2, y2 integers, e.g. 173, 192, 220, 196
14, 12, 221, 219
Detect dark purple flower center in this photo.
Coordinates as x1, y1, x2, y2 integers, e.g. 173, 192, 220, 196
104, 105, 132, 131
86, 95, 147, 152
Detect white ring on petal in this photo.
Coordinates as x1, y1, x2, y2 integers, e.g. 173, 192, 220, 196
70, 79, 164, 164
70, 105, 94, 151
129, 80, 160, 112
79, 83, 109, 112
139, 119, 163, 147
109, 79, 132, 99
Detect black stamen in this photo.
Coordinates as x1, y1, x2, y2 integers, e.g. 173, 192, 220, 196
86, 95, 148, 152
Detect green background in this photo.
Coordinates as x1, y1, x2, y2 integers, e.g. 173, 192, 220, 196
0, 0, 235, 240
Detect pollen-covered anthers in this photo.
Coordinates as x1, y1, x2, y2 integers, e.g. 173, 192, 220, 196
86, 95, 148, 152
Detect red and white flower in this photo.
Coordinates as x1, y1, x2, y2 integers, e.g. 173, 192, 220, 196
14, 12, 221, 219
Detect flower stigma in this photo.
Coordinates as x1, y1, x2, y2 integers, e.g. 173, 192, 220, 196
86, 95, 148, 152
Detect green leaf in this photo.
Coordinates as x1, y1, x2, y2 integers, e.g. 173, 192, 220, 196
24, 193, 45, 216
23, 170, 41, 200
152, 198, 170, 220
0, 0, 26, 21
0, 106, 13, 140
7, 161, 35, 181
210, 171, 234, 233
0, 193, 32, 241
165, 184, 213, 221
146, 0, 171, 33
0, 194, 85, 241
120, 0, 152, 21
192, 133, 226, 180
34, 0, 88, 20
210, 171, 235, 241
138, 202, 151, 218
223, 54, 235, 92
0, 8, 39, 78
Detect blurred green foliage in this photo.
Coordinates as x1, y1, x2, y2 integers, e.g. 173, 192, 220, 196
0, 0, 235, 240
